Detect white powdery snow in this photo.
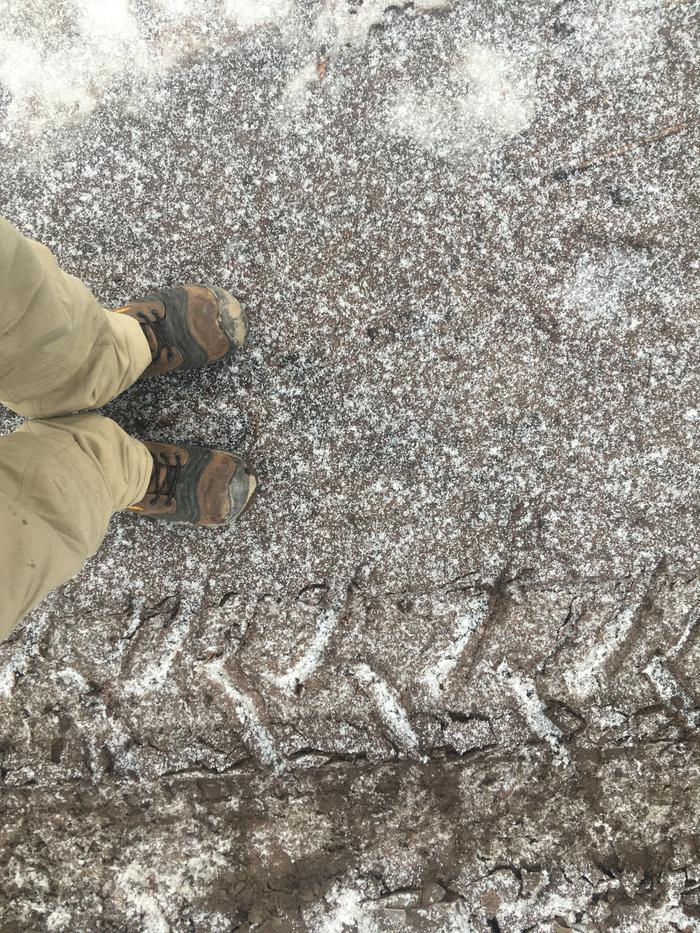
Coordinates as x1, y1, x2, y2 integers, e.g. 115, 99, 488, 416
315, 0, 451, 48
0, 0, 149, 135
121, 592, 201, 696
114, 845, 226, 933
559, 250, 672, 332
0, 0, 291, 137
46, 908, 72, 932
419, 595, 488, 702
497, 661, 571, 765
276, 585, 346, 693
0, 0, 453, 140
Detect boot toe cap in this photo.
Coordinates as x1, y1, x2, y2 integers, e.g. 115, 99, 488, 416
227, 459, 257, 522
209, 286, 249, 349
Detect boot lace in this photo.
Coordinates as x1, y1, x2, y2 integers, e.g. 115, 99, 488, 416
138, 311, 175, 364
151, 451, 182, 505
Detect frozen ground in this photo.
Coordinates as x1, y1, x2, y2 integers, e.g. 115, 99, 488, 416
1, 0, 700, 929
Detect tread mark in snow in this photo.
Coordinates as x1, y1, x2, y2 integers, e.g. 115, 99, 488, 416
204, 659, 285, 771
352, 663, 423, 757
419, 595, 488, 702
122, 596, 201, 697
568, 561, 663, 699
276, 582, 349, 694
497, 661, 571, 765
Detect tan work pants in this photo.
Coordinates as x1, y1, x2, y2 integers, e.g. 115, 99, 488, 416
0, 217, 153, 639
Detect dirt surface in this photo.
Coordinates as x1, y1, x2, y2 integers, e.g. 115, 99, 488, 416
1, 0, 700, 930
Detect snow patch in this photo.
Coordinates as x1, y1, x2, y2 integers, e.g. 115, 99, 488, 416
315, 0, 452, 48
114, 845, 225, 933
568, 570, 656, 699
419, 595, 487, 701
276, 586, 346, 693
0, 0, 149, 136
0, 0, 291, 137
559, 251, 666, 331
0, 0, 454, 140
387, 42, 536, 159
0, 607, 52, 697
122, 593, 201, 696
224, 0, 292, 29
46, 908, 72, 932
309, 883, 380, 933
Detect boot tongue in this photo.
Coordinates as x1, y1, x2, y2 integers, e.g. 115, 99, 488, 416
147, 455, 168, 497
140, 322, 159, 356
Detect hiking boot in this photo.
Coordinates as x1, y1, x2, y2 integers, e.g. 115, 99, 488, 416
127, 441, 256, 526
113, 285, 248, 378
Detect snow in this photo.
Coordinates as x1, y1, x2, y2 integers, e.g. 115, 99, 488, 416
310, 884, 379, 933
1, 0, 700, 927
419, 596, 487, 701
224, 0, 292, 29
114, 846, 226, 933
497, 661, 570, 765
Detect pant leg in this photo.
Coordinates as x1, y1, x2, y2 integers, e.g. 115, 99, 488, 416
0, 414, 152, 640
0, 216, 151, 418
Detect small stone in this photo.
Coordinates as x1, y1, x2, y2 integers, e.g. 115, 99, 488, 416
378, 908, 407, 924
421, 882, 446, 906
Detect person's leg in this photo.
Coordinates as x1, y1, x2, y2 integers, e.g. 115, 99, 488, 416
0, 216, 256, 638
0, 216, 151, 418
0, 414, 152, 640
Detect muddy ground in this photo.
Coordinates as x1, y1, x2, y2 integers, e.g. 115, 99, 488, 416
1, 0, 700, 930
